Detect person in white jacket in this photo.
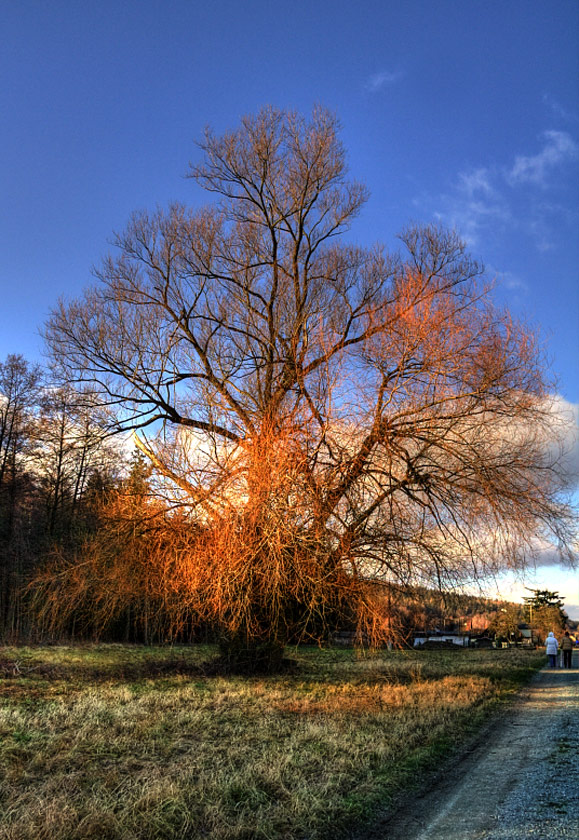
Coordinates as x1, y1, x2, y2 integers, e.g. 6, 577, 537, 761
545, 631, 559, 668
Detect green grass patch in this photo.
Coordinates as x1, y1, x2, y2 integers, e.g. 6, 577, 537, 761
0, 644, 544, 839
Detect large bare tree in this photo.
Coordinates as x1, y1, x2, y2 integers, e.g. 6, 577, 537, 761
45, 107, 576, 667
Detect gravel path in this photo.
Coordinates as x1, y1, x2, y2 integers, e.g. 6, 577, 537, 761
382, 664, 579, 840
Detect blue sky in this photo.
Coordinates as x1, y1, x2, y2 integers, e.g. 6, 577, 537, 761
1, 1, 577, 615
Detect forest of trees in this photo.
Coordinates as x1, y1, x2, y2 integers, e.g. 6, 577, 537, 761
1, 108, 576, 669
0, 354, 119, 638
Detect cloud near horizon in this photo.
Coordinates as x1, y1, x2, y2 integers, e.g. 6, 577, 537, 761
548, 395, 579, 493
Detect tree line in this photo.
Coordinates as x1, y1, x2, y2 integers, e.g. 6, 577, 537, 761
0, 358, 205, 644
0, 354, 118, 637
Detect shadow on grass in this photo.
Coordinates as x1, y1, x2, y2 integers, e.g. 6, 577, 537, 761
0, 650, 300, 685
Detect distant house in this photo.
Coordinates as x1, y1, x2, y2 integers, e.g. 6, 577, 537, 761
413, 631, 470, 648
513, 623, 538, 647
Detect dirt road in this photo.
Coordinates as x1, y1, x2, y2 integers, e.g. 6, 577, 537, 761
382, 666, 579, 840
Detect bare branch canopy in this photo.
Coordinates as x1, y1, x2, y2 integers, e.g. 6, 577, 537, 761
45, 106, 577, 651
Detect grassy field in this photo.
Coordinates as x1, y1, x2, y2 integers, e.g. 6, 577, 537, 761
0, 644, 544, 839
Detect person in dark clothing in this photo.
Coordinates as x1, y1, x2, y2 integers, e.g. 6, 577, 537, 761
560, 631, 573, 668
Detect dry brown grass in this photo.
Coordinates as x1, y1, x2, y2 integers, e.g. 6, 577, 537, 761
0, 645, 544, 839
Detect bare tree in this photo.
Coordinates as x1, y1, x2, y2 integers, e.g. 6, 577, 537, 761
34, 384, 120, 538
45, 107, 576, 667
0, 354, 43, 634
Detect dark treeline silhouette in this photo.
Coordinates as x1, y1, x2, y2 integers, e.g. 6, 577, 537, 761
0, 354, 122, 640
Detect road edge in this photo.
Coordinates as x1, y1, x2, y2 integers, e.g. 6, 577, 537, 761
350, 663, 547, 840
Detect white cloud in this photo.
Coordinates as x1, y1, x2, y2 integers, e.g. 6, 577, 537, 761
547, 395, 579, 493
462, 397, 579, 613
498, 270, 529, 293
364, 70, 402, 93
480, 563, 578, 615
433, 166, 511, 246
529, 540, 576, 569
507, 130, 579, 186
484, 266, 530, 297
458, 168, 496, 197
542, 94, 579, 125
426, 130, 578, 250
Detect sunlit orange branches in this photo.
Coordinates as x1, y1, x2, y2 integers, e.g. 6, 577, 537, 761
40, 107, 577, 665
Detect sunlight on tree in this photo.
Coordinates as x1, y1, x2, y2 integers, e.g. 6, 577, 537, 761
42, 107, 577, 669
